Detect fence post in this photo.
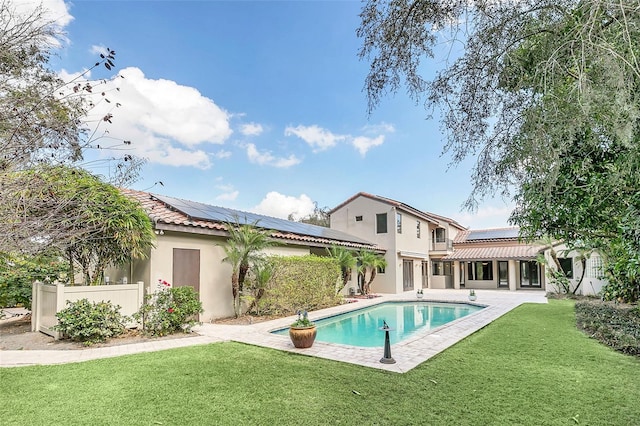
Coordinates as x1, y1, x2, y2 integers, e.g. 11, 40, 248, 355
31, 281, 40, 332
136, 281, 144, 308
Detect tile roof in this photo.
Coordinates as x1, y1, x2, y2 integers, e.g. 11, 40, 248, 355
454, 227, 521, 243
122, 189, 381, 251
442, 245, 542, 261
330, 192, 467, 230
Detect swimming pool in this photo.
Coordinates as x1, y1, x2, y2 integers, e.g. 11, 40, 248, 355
273, 301, 484, 347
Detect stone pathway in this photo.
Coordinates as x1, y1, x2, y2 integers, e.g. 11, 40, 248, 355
0, 289, 547, 372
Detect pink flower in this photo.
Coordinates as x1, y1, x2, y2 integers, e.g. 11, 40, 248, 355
168, 308, 174, 313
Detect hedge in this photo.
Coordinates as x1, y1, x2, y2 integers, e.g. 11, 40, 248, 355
257, 255, 341, 316
575, 299, 640, 356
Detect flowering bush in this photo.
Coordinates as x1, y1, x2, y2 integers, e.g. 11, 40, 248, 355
54, 299, 126, 345
291, 309, 314, 328
134, 284, 203, 336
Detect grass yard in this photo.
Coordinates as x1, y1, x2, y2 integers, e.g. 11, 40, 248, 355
1, 300, 638, 425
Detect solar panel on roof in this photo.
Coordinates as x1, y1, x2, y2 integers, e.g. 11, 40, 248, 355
467, 228, 520, 240
152, 194, 373, 245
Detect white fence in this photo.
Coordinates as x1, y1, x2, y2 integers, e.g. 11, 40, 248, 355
31, 281, 145, 338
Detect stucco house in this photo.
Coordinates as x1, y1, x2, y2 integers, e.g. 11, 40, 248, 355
111, 190, 381, 321
443, 227, 546, 291
329, 192, 466, 293
330, 193, 553, 294
542, 242, 607, 296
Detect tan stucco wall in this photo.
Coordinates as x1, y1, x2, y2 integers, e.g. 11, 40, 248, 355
331, 196, 398, 293
543, 244, 606, 296
331, 195, 462, 294
111, 231, 312, 321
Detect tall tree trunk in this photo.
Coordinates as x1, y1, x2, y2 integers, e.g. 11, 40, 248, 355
572, 257, 587, 295
231, 273, 240, 317
67, 248, 75, 286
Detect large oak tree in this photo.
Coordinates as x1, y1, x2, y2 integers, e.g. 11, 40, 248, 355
358, 0, 640, 301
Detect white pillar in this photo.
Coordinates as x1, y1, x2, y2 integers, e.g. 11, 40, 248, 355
508, 260, 517, 291
453, 261, 461, 289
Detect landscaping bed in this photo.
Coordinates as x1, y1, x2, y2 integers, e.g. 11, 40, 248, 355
0, 315, 199, 351
575, 299, 640, 356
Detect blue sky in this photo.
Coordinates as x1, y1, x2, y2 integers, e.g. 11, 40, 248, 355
35, 0, 513, 229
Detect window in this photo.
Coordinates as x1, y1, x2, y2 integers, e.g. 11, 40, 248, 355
587, 255, 603, 278
376, 213, 387, 234
435, 228, 446, 243
396, 212, 402, 234
377, 265, 386, 274
520, 261, 540, 287
416, 221, 421, 238
355, 215, 363, 222
498, 261, 508, 287
433, 261, 453, 276
467, 261, 493, 280
559, 258, 573, 278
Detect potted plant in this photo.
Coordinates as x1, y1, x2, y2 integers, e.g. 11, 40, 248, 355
468, 289, 477, 301
289, 309, 316, 348
417, 288, 424, 299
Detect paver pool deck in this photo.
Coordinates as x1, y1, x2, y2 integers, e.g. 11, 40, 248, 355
1, 289, 547, 372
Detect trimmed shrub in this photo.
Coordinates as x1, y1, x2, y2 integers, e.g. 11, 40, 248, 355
256, 255, 342, 316
575, 299, 640, 356
54, 299, 126, 345
134, 286, 203, 336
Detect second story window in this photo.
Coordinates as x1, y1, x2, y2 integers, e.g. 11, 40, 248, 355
435, 227, 446, 243
376, 213, 387, 234
355, 215, 363, 222
417, 221, 421, 238
396, 212, 402, 234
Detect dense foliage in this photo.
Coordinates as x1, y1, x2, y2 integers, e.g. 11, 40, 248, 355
254, 255, 342, 316
222, 220, 275, 317
576, 299, 640, 356
2, 165, 155, 285
134, 286, 203, 337
0, 1, 143, 255
359, 0, 640, 301
0, 251, 69, 309
54, 298, 126, 345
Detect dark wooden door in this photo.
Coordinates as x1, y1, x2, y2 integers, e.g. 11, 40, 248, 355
172, 248, 200, 292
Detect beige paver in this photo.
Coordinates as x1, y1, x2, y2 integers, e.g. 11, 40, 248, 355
0, 289, 546, 372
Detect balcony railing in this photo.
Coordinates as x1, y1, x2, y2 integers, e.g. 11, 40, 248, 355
431, 239, 453, 251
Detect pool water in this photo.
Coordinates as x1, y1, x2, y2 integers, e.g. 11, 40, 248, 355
274, 301, 483, 347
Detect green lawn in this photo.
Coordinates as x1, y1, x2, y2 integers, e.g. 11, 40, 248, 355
1, 300, 638, 425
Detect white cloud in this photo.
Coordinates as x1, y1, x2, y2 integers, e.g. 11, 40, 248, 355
285, 122, 392, 156
90, 44, 109, 56
8, 0, 72, 48
451, 204, 515, 230
251, 192, 315, 220
216, 191, 239, 202
213, 150, 232, 159
246, 143, 301, 168
352, 135, 385, 156
240, 122, 264, 136
73, 66, 233, 169
362, 122, 395, 134
285, 124, 346, 152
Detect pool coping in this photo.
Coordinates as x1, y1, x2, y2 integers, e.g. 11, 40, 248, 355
194, 289, 548, 373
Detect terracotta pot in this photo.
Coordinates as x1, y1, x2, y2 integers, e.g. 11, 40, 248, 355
289, 325, 317, 348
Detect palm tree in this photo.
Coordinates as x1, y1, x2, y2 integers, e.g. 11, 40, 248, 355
222, 219, 274, 317
327, 245, 357, 295
246, 260, 274, 315
358, 249, 387, 295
